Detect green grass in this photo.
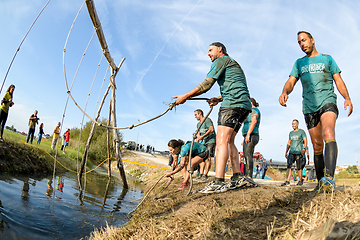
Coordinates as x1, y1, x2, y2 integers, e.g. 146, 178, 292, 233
2, 130, 95, 173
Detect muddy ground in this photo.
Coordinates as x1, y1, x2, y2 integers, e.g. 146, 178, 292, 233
89, 152, 360, 240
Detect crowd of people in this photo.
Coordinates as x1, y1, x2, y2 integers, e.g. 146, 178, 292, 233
0, 87, 71, 153
165, 31, 352, 194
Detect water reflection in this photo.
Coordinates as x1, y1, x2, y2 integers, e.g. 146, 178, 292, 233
0, 172, 144, 239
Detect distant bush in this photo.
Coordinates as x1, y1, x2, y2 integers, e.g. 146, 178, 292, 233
336, 169, 360, 179
70, 119, 123, 164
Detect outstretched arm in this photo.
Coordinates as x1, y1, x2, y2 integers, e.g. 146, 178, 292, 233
333, 72, 353, 116
164, 156, 189, 177
172, 77, 216, 105
279, 76, 298, 107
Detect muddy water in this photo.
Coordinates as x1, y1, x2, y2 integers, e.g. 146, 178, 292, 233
0, 172, 144, 239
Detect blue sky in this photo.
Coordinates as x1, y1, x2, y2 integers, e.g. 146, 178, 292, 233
1, 0, 359, 166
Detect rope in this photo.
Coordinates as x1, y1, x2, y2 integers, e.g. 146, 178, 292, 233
55, 0, 86, 199
128, 175, 165, 216
185, 104, 213, 196
1, 0, 52, 94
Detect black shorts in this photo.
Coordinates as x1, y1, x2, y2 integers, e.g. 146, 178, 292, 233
287, 153, 303, 170
205, 143, 216, 157
197, 150, 209, 162
217, 107, 251, 133
304, 103, 338, 130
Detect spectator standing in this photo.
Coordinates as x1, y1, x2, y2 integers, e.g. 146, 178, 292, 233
26, 110, 39, 144
0, 84, 15, 142
51, 122, 61, 150
254, 165, 261, 179
63, 128, 70, 154
261, 159, 268, 179
37, 123, 44, 144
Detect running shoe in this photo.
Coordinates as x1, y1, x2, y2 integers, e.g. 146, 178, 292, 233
193, 175, 203, 182
178, 182, 190, 190
318, 176, 335, 193
200, 181, 227, 194
199, 175, 209, 182
281, 181, 290, 186
296, 181, 303, 186
227, 176, 246, 190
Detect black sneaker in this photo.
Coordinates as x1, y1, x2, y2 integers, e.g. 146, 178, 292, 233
281, 181, 290, 186
296, 181, 303, 186
199, 181, 227, 194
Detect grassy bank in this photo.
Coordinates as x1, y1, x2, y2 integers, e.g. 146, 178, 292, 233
0, 130, 88, 174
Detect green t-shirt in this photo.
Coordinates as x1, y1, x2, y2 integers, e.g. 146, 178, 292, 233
206, 56, 251, 110
242, 107, 261, 136
289, 129, 307, 154
290, 54, 340, 114
197, 118, 216, 145
177, 141, 209, 164
1, 92, 12, 113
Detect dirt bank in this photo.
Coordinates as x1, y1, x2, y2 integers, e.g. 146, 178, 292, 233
0, 138, 77, 174
90, 152, 360, 240
0, 139, 54, 174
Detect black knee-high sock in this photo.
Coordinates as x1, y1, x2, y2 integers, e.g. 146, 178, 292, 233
325, 140, 337, 178
314, 153, 325, 181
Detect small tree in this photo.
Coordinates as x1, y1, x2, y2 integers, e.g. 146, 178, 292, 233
346, 165, 359, 174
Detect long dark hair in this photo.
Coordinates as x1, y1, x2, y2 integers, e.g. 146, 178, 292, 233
250, 98, 259, 107
6, 84, 15, 97
168, 139, 185, 149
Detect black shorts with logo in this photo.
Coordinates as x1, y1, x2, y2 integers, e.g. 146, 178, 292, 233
287, 153, 303, 170
217, 107, 251, 133
304, 103, 338, 130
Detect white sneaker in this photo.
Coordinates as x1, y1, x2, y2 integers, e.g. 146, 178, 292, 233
199, 181, 227, 194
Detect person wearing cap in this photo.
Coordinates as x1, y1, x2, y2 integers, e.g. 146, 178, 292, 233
172, 42, 252, 194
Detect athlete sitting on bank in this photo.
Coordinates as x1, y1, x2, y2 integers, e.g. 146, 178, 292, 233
164, 139, 209, 190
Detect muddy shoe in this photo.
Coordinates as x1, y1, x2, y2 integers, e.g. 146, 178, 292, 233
178, 182, 190, 190
193, 175, 203, 182
296, 181, 303, 186
200, 181, 227, 194
317, 176, 335, 193
199, 175, 209, 182
227, 176, 246, 190
281, 181, 290, 186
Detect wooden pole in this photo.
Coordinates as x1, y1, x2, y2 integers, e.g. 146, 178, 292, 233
110, 70, 128, 189
78, 82, 112, 188
107, 100, 112, 178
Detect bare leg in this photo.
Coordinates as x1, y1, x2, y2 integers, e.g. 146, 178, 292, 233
183, 156, 205, 183
286, 168, 292, 182
298, 170, 302, 182
204, 156, 211, 175
228, 131, 240, 174
215, 126, 236, 179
